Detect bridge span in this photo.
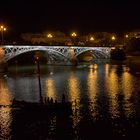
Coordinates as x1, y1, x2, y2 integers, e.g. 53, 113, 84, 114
0, 45, 112, 62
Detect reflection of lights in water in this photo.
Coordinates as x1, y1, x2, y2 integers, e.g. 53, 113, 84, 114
88, 64, 98, 70
122, 72, 134, 118
0, 108, 11, 139
88, 64, 94, 69
123, 66, 130, 72
50, 72, 53, 75
68, 72, 80, 102
0, 79, 12, 106
106, 67, 134, 119
93, 64, 98, 69
105, 64, 109, 76
48, 116, 56, 137
87, 69, 98, 120
0, 78, 12, 139
67, 72, 80, 127
106, 69, 119, 118
45, 78, 56, 100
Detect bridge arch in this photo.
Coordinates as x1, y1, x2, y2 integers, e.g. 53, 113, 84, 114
4, 46, 69, 61
2, 45, 111, 62
75, 48, 110, 59
6, 48, 46, 61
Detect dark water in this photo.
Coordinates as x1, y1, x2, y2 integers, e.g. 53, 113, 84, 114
0, 64, 140, 140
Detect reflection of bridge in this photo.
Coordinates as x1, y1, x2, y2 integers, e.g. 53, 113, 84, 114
1, 45, 111, 62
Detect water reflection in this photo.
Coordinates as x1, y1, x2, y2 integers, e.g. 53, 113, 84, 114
67, 71, 81, 127
0, 78, 12, 139
7, 76, 40, 102
122, 71, 134, 118
106, 65, 120, 118
105, 65, 136, 119
105, 64, 109, 76
0, 78, 12, 105
1, 64, 140, 139
45, 78, 56, 100
87, 68, 98, 120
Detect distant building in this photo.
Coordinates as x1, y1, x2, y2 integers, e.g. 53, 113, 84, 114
128, 31, 140, 38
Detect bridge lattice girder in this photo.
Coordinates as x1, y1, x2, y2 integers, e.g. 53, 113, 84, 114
74, 47, 111, 58
1, 45, 112, 61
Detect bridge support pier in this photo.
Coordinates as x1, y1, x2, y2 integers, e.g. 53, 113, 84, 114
69, 47, 78, 65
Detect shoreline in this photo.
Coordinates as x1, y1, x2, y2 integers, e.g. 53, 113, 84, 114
125, 56, 140, 73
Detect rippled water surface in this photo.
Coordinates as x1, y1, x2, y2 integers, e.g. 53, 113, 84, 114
0, 64, 140, 139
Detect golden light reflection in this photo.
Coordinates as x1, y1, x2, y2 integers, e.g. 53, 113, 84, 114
93, 64, 98, 69
88, 64, 98, 70
0, 48, 5, 63
106, 68, 119, 118
105, 64, 109, 77
45, 78, 56, 100
0, 78, 12, 139
0, 79, 12, 105
122, 72, 134, 118
87, 69, 98, 120
68, 72, 80, 127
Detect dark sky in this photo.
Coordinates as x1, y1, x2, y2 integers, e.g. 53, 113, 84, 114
0, 0, 140, 38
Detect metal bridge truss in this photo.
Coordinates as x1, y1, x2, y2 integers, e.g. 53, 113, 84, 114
2, 45, 111, 62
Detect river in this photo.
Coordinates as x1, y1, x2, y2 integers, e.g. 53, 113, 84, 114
0, 63, 140, 139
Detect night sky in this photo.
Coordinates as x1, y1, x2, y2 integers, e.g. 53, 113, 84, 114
0, 0, 140, 38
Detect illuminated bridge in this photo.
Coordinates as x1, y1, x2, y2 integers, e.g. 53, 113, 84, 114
1, 45, 112, 62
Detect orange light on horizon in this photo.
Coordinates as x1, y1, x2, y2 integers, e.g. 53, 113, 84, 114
111, 36, 116, 40
47, 33, 53, 38
125, 34, 129, 38
71, 32, 77, 37
90, 36, 95, 41
0, 25, 6, 31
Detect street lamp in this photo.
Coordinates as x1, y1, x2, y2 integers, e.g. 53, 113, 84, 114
47, 33, 53, 45
71, 32, 77, 45
123, 34, 129, 46
47, 33, 53, 38
111, 35, 116, 41
125, 34, 129, 38
90, 36, 95, 41
0, 25, 7, 44
71, 32, 77, 37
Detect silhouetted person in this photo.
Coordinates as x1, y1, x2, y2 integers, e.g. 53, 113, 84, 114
55, 100, 57, 104
44, 97, 47, 104
62, 94, 65, 103
50, 98, 53, 103
47, 97, 50, 103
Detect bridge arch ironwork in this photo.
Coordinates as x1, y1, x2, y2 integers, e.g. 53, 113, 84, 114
3, 46, 69, 61
1, 45, 111, 62
74, 47, 111, 58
